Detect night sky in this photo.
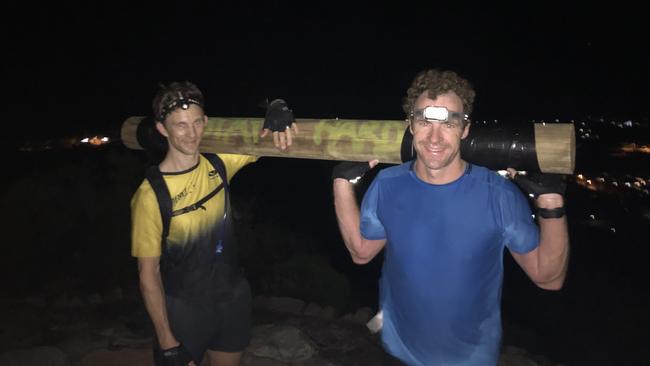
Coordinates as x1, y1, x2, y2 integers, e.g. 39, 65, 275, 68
4, 2, 649, 141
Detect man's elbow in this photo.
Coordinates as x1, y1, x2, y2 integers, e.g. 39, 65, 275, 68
351, 255, 372, 265
349, 247, 376, 265
534, 274, 566, 291
345, 237, 383, 265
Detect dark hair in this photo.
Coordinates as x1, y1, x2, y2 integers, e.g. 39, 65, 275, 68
152, 81, 204, 122
402, 69, 475, 124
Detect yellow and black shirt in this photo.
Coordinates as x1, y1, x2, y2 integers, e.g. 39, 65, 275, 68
131, 153, 256, 301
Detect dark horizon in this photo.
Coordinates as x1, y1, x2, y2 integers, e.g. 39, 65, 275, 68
4, 2, 650, 140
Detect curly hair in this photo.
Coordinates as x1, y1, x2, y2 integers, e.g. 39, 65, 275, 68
152, 81, 204, 122
402, 69, 475, 123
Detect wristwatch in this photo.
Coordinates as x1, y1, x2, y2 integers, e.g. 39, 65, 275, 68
537, 206, 565, 219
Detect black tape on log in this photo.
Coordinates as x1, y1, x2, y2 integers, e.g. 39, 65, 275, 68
400, 123, 542, 172
461, 123, 540, 172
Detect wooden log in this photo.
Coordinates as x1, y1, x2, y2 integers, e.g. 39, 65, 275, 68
120, 116, 575, 174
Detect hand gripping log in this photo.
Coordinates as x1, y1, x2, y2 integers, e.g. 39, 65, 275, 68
120, 117, 575, 174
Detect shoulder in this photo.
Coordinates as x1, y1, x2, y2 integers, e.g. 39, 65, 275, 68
466, 165, 527, 203
201, 153, 257, 181
208, 153, 257, 168
375, 161, 413, 182
130, 178, 158, 210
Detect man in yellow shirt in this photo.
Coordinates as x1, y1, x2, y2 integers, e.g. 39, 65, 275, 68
131, 81, 297, 366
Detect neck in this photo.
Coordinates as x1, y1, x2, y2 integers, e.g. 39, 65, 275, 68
159, 150, 200, 173
414, 159, 467, 185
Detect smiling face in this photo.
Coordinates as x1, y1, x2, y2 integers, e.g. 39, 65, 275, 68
410, 91, 470, 184
156, 104, 207, 158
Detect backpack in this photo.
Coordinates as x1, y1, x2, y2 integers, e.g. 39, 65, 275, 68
145, 153, 229, 254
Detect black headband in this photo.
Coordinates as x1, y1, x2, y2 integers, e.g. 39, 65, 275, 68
157, 92, 203, 121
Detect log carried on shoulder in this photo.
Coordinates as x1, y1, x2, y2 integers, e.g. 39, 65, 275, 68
120, 116, 575, 174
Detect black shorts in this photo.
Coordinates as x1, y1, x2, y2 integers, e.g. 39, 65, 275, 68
153, 277, 252, 364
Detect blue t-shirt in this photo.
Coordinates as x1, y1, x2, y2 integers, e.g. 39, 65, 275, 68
360, 162, 539, 366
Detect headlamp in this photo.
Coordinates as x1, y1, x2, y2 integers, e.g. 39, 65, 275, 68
411, 106, 467, 124
158, 92, 203, 121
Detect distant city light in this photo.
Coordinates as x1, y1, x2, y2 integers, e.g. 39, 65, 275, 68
80, 135, 110, 146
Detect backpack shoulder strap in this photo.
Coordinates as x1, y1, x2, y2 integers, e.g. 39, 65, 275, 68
202, 153, 228, 190
145, 155, 228, 247
145, 165, 173, 245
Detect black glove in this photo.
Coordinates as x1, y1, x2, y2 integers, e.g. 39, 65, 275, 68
332, 161, 373, 183
161, 343, 193, 366
263, 99, 295, 132
512, 172, 567, 198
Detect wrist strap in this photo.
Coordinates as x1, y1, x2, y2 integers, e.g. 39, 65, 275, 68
537, 206, 565, 219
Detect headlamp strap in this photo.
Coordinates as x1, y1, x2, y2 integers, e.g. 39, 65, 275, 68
158, 92, 203, 121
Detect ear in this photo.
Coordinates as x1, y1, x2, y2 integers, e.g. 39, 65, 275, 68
461, 122, 470, 139
408, 120, 414, 134
155, 121, 169, 138
202, 114, 208, 125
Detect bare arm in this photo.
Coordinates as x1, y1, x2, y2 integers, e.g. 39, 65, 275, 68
138, 257, 179, 349
333, 178, 386, 264
510, 194, 570, 290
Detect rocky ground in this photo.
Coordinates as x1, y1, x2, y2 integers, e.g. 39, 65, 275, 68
0, 285, 563, 366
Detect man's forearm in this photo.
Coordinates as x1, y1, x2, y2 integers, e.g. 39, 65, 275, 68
333, 179, 364, 260
139, 266, 178, 349
536, 215, 570, 288
333, 179, 387, 263
535, 194, 570, 289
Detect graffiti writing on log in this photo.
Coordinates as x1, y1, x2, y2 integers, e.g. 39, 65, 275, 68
203, 118, 406, 158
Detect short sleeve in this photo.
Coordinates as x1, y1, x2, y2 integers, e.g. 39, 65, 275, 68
130, 181, 164, 257
500, 182, 539, 254
218, 154, 258, 182
360, 177, 387, 240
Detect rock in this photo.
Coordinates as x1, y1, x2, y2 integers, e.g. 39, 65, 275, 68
265, 296, 305, 314
0, 295, 565, 366
80, 348, 153, 366
320, 305, 337, 320
303, 302, 324, 317
498, 345, 561, 366
337, 313, 354, 323
108, 335, 153, 350
0, 346, 70, 366
242, 355, 286, 366
304, 323, 369, 352
246, 324, 317, 363
352, 307, 374, 324
56, 333, 108, 361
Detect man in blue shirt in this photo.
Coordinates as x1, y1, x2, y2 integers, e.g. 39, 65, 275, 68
332, 69, 569, 366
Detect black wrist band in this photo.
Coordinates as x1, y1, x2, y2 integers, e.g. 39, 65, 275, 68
537, 206, 565, 219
